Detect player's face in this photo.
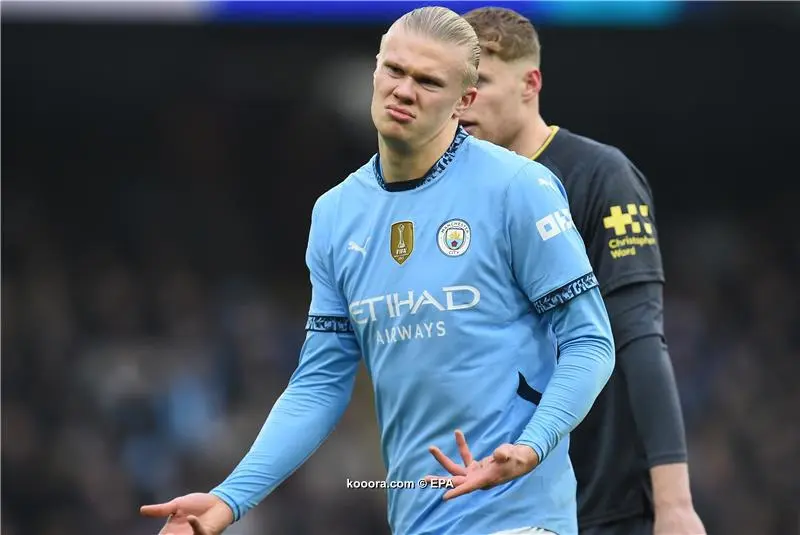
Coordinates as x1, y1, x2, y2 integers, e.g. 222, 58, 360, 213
459, 55, 532, 148
372, 28, 477, 146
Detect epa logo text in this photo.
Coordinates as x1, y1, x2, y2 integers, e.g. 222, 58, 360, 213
428, 478, 455, 489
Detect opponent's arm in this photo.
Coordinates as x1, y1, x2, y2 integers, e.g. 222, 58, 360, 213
586, 151, 702, 532
210, 196, 361, 522
506, 163, 615, 464
605, 283, 701, 524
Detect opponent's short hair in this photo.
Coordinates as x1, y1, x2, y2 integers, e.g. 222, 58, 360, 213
463, 7, 541, 66
382, 6, 481, 87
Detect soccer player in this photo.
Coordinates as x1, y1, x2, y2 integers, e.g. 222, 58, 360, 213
141, 7, 615, 535
460, 7, 706, 535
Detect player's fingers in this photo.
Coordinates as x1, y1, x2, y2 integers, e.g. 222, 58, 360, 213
141, 501, 178, 517
188, 515, 210, 535
442, 478, 481, 500
156, 514, 172, 535
451, 475, 467, 486
454, 430, 473, 466
428, 445, 467, 475
493, 444, 514, 463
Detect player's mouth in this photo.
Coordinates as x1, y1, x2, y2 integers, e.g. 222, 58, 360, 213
386, 105, 415, 123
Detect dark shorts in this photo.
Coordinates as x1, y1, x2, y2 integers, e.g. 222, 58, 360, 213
580, 514, 654, 535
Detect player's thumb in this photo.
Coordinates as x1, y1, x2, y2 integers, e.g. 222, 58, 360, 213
140, 499, 178, 517
493, 444, 513, 463
188, 515, 211, 535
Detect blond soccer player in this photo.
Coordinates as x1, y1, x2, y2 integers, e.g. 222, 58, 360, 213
141, 7, 615, 535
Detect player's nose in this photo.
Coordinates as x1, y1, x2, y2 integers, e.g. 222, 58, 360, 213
391, 78, 415, 103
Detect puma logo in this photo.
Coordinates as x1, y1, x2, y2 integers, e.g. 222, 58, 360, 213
348, 237, 370, 256
538, 177, 559, 194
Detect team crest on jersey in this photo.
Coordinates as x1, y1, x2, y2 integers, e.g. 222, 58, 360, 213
390, 220, 414, 265
437, 219, 471, 257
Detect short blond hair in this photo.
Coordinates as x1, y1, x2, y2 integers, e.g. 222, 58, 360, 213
463, 7, 541, 66
382, 6, 481, 87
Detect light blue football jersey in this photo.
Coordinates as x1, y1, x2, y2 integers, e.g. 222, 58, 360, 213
211, 127, 613, 535
307, 128, 597, 534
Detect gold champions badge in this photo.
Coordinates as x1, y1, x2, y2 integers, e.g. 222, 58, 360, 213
390, 221, 414, 265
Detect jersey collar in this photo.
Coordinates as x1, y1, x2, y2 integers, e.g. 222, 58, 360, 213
374, 126, 469, 191
531, 125, 560, 161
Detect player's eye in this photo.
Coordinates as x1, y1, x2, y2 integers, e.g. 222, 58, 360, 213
418, 78, 442, 89
386, 65, 404, 76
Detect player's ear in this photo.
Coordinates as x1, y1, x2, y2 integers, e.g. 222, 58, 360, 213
521, 67, 542, 102
453, 87, 478, 118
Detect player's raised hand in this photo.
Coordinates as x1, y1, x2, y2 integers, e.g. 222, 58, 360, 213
140, 492, 234, 535
426, 430, 539, 500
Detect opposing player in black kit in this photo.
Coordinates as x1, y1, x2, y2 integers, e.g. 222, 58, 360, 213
461, 7, 706, 535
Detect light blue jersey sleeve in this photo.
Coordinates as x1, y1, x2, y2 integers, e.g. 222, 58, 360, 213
210, 195, 361, 521
505, 163, 615, 463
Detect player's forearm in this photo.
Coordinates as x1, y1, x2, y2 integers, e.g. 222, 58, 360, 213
211, 331, 360, 521
605, 283, 688, 467
650, 462, 695, 509
516, 288, 615, 462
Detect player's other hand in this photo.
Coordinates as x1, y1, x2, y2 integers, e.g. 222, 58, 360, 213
654, 504, 706, 535
140, 492, 234, 535
425, 429, 539, 500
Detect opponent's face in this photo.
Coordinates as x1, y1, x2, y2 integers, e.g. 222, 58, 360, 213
459, 54, 537, 148
372, 28, 476, 146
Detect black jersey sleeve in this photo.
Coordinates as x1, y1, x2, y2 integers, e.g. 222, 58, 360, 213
604, 282, 688, 467
581, 147, 666, 295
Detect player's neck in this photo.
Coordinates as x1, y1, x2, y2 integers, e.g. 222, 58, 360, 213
512, 115, 553, 161
378, 125, 457, 183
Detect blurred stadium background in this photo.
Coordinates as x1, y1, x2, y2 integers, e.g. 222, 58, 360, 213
2, 2, 798, 534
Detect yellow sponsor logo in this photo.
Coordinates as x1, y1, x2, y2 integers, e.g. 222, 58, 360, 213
603, 204, 656, 259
